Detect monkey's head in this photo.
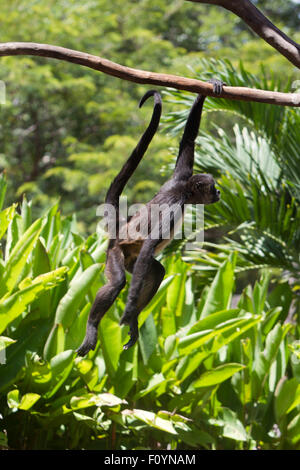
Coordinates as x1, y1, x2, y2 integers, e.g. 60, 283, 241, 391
187, 174, 220, 205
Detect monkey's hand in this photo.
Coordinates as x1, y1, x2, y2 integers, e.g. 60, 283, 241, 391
208, 78, 226, 96
120, 308, 139, 350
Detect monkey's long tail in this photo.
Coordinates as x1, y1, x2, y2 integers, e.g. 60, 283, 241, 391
105, 90, 162, 208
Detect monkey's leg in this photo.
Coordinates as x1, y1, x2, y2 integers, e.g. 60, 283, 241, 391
76, 246, 126, 356
120, 258, 165, 350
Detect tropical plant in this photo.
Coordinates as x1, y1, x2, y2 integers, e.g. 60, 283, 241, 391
1, 174, 300, 449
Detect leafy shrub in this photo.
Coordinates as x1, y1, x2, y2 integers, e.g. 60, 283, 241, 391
0, 174, 300, 449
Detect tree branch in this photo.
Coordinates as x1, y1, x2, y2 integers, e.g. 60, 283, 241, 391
187, 0, 300, 69
0, 42, 299, 107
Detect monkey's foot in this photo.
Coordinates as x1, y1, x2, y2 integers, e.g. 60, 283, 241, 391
120, 316, 139, 350
208, 78, 226, 95
76, 323, 98, 356
123, 324, 139, 350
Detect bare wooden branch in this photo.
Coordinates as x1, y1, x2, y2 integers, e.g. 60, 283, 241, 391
187, 0, 300, 69
0, 42, 299, 107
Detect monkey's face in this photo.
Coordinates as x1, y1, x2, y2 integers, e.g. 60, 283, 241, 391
187, 174, 220, 205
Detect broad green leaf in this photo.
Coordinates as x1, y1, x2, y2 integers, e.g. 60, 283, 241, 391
65, 303, 91, 351
55, 263, 102, 328
161, 306, 177, 337
43, 324, 59, 361
275, 378, 299, 421
177, 427, 215, 448
76, 359, 99, 391
261, 307, 282, 336
114, 346, 138, 398
72, 412, 95, 423
45, 350, 75, 399
90, 239, 108, 263
286, 385, 300, 414
269, 338, 287, 392
40, 203, 60, 250
178, 314, 258, 355
69, 394, 98, 410
0, 336, 16, 351
164, 334, 177, 360
20, 197, 32, 234
31, 239, 53, 317
252, 271, 271, 315
210, 316, 261, 353
0, 267, 67, 334
19, 393, 40, 410
193, 363, 245, 388
252, 324, 291, 399
264, 323, 288, 364
134, 373, 167, 400
0, 205, 16, 240
188, 308, 240, 335
1, 218, 43, 295
287, 415, 300, 445
200, 253, 236, 318
139, 314, 157, 365
0, 319, 50, 392
70, 392, 126, 410
79, 250, 95, 271
5, 213, 22, 262
7, 389, 20, 408
138, 275, 174, 327
44, 323, 66, 359
99, 310, 122, 379
222, 408, 247, 442
175, 350, 209, 382
85, 392, 126, 407
166, 258, 188, 317
123, 408, 177, 435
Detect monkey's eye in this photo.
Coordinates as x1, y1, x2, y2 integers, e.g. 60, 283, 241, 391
210, 185, 216, 194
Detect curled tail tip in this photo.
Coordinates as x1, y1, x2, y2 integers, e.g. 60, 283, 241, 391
139, 89, 162, 108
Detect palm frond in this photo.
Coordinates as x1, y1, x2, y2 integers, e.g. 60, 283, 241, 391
162, 59, 300, 278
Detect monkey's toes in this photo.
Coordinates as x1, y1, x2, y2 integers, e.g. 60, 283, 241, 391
208, 78, 225, 96
123, 322, 138, 350
76, 325, 98, 356
76, 342, 93, 357
123, 335, 138, 350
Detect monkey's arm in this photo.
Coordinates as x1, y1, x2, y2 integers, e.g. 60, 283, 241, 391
173, 94, 205, 182
173, 79, 224, 182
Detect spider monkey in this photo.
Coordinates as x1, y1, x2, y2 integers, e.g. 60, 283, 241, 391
77, 79, 223, 356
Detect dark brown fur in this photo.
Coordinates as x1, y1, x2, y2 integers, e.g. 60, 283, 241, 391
77, 80, 223, 355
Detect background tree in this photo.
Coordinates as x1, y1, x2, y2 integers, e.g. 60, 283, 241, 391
0, 0, 299, 232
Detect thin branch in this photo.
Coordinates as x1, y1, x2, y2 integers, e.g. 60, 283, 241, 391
0, 42, 299, 107
187, 0, 300, 69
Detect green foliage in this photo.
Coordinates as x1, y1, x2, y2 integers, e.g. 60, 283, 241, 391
0, 176, 300, 449
164, 60, 300, 292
